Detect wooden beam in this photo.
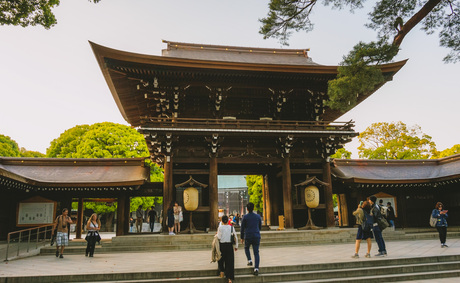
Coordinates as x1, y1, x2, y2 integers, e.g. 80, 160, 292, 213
209, 157, 218, 231
277, 168, 323, 178
162, 156, 174, 232
282, 157, 294, 228
323, 161, 335, 228
75, 198, 83, 239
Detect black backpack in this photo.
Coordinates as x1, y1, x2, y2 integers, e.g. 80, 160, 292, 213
362, 211, 374, 232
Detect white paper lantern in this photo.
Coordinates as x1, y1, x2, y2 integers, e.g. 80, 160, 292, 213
184, 187, 199, 211
305, 185, 319, 208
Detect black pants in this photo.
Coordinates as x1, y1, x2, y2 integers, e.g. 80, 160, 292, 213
149, 221, 155, 232
86, 236, 97, 256
218, 242, 235, 280
436, 226, 447, 244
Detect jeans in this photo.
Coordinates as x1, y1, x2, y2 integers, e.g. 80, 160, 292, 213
149, 221, 155, 232
373, 225, 386, 253
436, 226, 447, 244
244, 237, 260, 269
389, 220, 395, 227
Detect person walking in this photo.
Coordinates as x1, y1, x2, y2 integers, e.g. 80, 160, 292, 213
167, 202, 175, 235
173, 202, 182, 234
135, 205, 144, 233
432, 202, 449, 247
217, 215, 238, 283
51, 208, 73, 259
240, 202, 262, 276
386, 202, 396, 230
85, 213, 101, 257
368, 195, 388, 257
148, 206, 157, 233
351, 201, 373, 258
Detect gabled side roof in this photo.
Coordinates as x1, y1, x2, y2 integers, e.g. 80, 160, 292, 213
332, 154, 460, 184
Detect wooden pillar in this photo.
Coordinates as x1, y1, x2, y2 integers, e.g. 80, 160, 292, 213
282, 157, 293, 228
75, 198, 83, 239
209, 157, 218, 231
116, 193, 129, 236
268, 171, 279, 225
263, 175, 271, 226
323, 161, 335, 228
162, 156, 174, 232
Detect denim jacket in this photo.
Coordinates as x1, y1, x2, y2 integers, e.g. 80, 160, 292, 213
432, 209, 448, 227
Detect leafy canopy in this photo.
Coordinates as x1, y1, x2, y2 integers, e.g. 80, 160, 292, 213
246, 175, 264, 213
0, 0, 100, 29
330, 148, 352, 159
0, 134, 45, 157
432, 144, 460, 158
260, 0, 460, 111
357, 121, 436, 159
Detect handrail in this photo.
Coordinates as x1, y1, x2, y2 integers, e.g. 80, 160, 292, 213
5, 224, 55, 261
139, 117, 355, 132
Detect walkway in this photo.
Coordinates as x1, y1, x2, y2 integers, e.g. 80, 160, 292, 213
1, 237, 459, 281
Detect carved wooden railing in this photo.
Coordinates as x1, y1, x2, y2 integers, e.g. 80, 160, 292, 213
140, 117, 355, 132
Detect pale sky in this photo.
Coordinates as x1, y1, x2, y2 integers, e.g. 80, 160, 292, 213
1, 0, 459, 157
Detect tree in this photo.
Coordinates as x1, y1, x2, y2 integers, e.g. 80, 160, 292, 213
48, 122, 164, 230
357, 121, 436, 159
246, 175, 264, 213
331, 148, 352, 159
432, 144, 460, 158
0, 0, 100, 29
19, 147, 46, 157
0, 134, 21, 157
260, 1, 460, 111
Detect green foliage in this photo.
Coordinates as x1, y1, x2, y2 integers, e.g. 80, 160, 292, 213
330, 148, 352, 159
246, 175, 264, 213
130, 197, 162, 213
260, 0, 460, 111
0, 134, 21, 157
358, 121, 436, 159
432, 144, 460, 159
19, 148, 46, 157
0, 0, 100, 29
47, 122, 164, 182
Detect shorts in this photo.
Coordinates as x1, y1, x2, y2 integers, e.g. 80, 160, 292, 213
356, 226, 373, 240
56, 232, 69, 246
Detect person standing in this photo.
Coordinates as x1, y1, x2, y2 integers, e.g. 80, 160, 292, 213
52, 208, 73, 259
217, 215, 238, 283
386, 202, 396, 230
167, 202, 175, 235
351, 201, 373, 258
85, 213, 101, 257
368, 195, 387, 257
432, 202, 449, 248
240, 202, 262, 276
135, 205, 144, 233
173, 202, 182, 234
148, 206, 157, 233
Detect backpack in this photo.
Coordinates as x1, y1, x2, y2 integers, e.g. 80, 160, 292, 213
362, 211, 373, 232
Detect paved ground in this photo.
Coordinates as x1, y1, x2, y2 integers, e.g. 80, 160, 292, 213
1, 235, 459, 281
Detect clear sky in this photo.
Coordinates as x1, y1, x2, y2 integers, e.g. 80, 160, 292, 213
1, 0, 459, 157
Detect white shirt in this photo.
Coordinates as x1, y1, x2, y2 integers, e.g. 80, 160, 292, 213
217, 224, 238, 248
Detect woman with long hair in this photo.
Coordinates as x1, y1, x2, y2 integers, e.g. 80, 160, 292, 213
173, 202, 182, 234
167, 201, 175, 235
85, 213, 101, 257
432, 202, 449, 247
217, 215, 238, 283
351, 201, 373, 258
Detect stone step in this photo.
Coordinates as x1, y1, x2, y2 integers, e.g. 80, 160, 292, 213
10, 255, 460, 283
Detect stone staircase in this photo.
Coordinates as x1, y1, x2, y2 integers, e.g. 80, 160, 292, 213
8, 254, 460, 282
40, 227, 460, 255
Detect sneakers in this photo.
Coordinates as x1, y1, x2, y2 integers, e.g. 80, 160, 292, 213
247, 260, 253, 266
169, 232, 176, 235
253, 268, 259, 276
442, 243, 448, 248
59, 254, 64, 258
365, 253, 371, 258
351, 253, 359, 258
375, 252, 386, 257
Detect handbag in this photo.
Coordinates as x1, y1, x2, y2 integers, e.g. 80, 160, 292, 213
377, 216, 390, 230
231, 226, 236, 245
430, 214, 437, 227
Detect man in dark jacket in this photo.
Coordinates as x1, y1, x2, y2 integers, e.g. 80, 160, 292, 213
368, 195, 387, 256
240, 202, 262, 276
